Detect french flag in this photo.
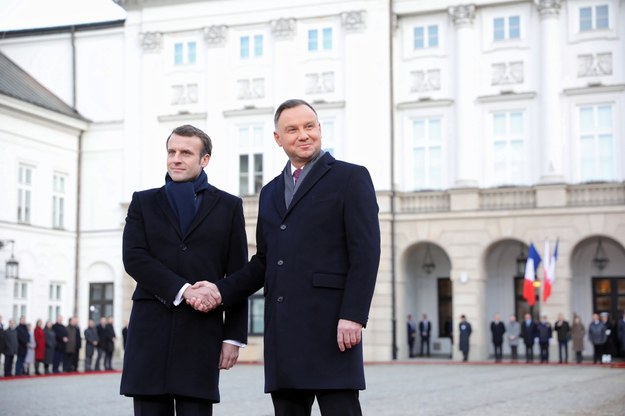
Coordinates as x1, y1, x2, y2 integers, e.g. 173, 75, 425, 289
524, 242, 541, 306
543, 239, 559, 303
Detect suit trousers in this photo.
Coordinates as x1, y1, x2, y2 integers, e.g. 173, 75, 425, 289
271, 389, 362, 416
133, 395, 213, 416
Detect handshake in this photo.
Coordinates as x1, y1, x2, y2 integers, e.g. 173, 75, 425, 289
183, 281, 222, 313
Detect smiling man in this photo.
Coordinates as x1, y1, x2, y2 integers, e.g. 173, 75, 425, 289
189, 99, 381, 416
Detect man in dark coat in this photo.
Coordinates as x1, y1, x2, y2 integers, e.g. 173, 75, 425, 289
554, 313, 571, 363
537, 315, 553, 363
407, 314, 417, 358
490, 313, 506, 362
3, 319, 17, 376
84, 319, 98, 372
520, 313, 538, 363
15, 316, 29, 376
51, 315, 69, 373
120, 124, 248, 416
193, 99, 380, 416
95, 316, 107, 371
419, 314, 432, 357
458, 315, 472, 361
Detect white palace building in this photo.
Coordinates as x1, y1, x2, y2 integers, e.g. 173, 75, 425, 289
0, 0, 624, 362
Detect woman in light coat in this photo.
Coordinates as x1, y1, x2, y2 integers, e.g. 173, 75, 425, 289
571, 314, 586, 364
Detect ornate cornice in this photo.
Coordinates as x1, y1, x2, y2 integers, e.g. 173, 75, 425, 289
203, 25, 227, 47
139, 31, 162, 52
271, 18, 296, 40
448, 4, 476, 27
535, 0, 562, 18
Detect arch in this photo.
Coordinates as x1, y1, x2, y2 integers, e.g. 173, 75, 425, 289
402, 241, 452, 358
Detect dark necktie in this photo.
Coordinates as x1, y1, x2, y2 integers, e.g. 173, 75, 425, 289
293, 168, 302, 184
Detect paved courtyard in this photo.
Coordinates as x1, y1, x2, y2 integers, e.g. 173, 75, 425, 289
0, 362, 624, 415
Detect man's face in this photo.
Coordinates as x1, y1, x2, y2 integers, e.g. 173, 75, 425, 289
167, 134, 210, 182
274, 105, 322, 168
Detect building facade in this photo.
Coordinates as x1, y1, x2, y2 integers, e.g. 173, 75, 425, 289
0, 0, 623, 362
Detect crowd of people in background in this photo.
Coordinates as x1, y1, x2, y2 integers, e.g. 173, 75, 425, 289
408, 311, 625, 364
0, 314, 124, 377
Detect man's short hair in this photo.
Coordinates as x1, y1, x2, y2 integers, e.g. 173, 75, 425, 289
167, 124, 212, 156
273, 99, 318, 128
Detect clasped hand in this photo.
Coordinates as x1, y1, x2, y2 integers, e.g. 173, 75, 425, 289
184, 281, 222, 313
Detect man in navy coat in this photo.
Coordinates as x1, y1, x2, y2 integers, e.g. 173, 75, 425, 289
191, 99, 380, 416
120, 125, 248, 416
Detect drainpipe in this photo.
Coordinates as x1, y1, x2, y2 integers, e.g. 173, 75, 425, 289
388, 0, 398, 360
71, 25, 81, 319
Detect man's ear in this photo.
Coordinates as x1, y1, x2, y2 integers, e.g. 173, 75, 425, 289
201, 154, 211, 167
273, 131, 283, 147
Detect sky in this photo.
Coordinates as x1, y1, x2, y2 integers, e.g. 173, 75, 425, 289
0, 0, 126, 32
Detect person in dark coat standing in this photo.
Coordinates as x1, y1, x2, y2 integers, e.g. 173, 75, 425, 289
419, 314, 432, 357
193, 99, 381, 416
84, 319, 99, 372
104, 316, 116, 370
536, 315, 552, 363
520, 313, 538, 363
588, 313, 607, 364
617, 311, 625, 358
64, 317, 81, 372
15, 316, 29, 376
43, 321, 56, 374
407, 314, 417, 358
458, 315, 472, 362
490, 313, 506, 362
554, 313, 571, 363
95, 316, 107, 371
51, 315, 68, 373
3, 319, 17, 376
120, 124, 249, 416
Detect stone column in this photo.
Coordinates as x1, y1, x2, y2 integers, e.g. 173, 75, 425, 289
536, 0, 564, 183
449, 5, 478, 188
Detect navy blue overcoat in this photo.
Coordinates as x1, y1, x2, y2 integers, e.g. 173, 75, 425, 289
219, 152, 380, 392
120, 182, 248, 402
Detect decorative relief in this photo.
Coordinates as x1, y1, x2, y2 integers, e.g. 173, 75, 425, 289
237, 78, 265, 100
410, 69, 441, 92
139, 32, 163, 52
203, 25, 228, 47
305, 72, 335, 94
171, 84, 199, 105
491, 62, 524, 85
448, 4, 476, 26
271, 18, 296, 40
535, 0, 562, 17
578, 53, 612, 77
341, 10, 366, 32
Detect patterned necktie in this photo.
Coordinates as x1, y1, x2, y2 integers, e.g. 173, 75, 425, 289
293, 168, 302, 184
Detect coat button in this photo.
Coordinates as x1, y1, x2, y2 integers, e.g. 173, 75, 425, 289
280, 224, 287, 230
277, 260, 284, 266
277, 296, 284, 302
180, 244, 188, 251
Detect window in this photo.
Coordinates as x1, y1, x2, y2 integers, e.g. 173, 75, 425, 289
437, 278, 453, 338
238, 126, 264, 196
493, 16, 520, 41
174, 41, 197, 65
18, 164, 32, 223
248, 294, 265, 335
412, 118, 443, 190
13, 281, 28, 320
592, 278, 625, 319
320, 119, 336, 156
240, 34, 263, 59
580, 5, 609, 32
308, 28, 332, 52
413, 25, 439, 49
491, 111, 525, 185
89, 283, 114, 322
52, 173, 66, 229
49, 283, 62, 322
579, 104, 614, 182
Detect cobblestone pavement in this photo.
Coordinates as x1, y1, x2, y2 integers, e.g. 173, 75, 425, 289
1, 362, 624, 415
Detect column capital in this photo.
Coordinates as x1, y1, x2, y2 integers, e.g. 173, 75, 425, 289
138, 32, 163, 52
271, 18, 296, 40
448, 4, 476, 27
203, 25, 228, 47
535, 0, 562, 18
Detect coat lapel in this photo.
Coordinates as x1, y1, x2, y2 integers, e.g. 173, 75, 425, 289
185, 185, 220, 237
271, 172, 288, 219
286, 152, 333, 214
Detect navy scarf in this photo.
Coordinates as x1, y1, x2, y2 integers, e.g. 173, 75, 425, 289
164, 170, 209, 234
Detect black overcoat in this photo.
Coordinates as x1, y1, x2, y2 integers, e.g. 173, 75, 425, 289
218, 152, 380, 392
120, 182, 248, 402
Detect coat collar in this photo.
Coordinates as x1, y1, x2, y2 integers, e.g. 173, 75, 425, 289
156, 184, 221, 238
272, 152, 335, 218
